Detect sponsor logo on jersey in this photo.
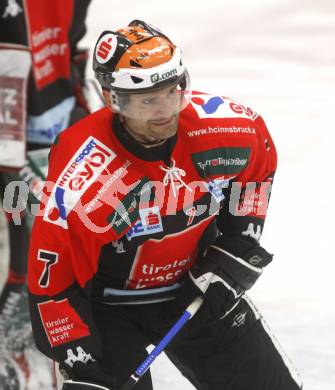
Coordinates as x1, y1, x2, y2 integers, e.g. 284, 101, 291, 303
191, 95, 225, 116
111, 239, 126, 254
229, 102, 258, 120
64, 347, 95, 368
190, 95, 258, 120
191, 147, 250, 178
187, 125, 256, 137
205, 177, 233, 202
135, 257, 191, 289
126, 206, 163, 240
2, 0, 23, 18
85, 160, 131, 213
95, 33, 118, 64
44, 137, 116, 228
38, 299, 91, 347
127, 219, 212, 289
231, 179, 272, 217
242, 222, 262, 242
107, 177, 154, 235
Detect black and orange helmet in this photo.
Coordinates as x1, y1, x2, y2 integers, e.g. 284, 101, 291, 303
93, 20, 190, 97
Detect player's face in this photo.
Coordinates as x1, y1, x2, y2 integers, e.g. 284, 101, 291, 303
121, 85, 181, 147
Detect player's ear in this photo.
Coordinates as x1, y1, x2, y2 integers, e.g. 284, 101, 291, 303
102, 89, 112, 109
102, 88, 121, 114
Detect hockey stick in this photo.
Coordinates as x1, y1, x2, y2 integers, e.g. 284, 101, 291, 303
120, 296, 204, 390
62, 297, 203, 390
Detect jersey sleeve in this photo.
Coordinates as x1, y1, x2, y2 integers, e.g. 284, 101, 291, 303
216, 114, 277, 243
28, 213, 104, 365
27, 133, 108, 367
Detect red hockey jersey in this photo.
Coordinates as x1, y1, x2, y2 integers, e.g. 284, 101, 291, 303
28, 92, 277, 365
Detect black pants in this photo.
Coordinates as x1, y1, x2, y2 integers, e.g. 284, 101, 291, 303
92, 295, 302, 390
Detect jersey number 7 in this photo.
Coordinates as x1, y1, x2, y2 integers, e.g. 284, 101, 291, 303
38, 250, 59, 288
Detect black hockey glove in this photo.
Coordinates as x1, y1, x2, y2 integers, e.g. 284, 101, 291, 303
60, 360, 114, 390
176, 236, 273, 321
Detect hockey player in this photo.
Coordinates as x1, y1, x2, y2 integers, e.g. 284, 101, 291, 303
28, 20, 303, 390
0, 0, 91, 387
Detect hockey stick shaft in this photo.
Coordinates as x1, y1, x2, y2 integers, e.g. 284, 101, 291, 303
120, 296, 204, 390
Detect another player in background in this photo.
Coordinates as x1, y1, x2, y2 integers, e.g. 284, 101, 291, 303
28, 20, 302, 390
0, 0, 91, 387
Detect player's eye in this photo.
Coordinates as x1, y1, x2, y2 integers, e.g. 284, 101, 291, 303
141, 97, 156, 105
